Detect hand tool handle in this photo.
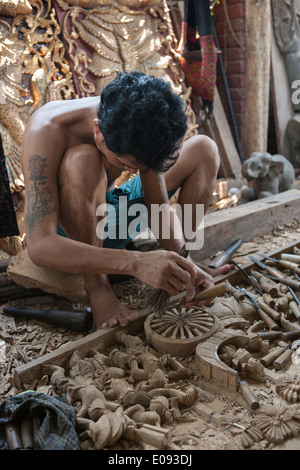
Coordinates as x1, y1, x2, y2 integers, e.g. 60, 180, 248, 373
246, 275, 263, 292
20, 418, 34, 449
289, 301, 300, 320
208, 239, 242, 269
260, 347, 286, 367
273, 349, 293, 370
5, 423, 23, 450
276, 277, 300, 290
257, 300, 280, 321
281, 329, 300, 341
281, 253, 300, 263
239, 382, 259, 410
279, 260, 300, 275
256, 331, 282, 340
262, 293, 276, 308
224, 280, 245, 300
265, 265, 285, 278
194, 283, 227, 301
3, 306, 93, 332
257, 307, 279, 330
259, 282, 279, 298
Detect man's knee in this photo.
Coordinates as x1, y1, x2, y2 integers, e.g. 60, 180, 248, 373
59, 144, 105, 191
192, 135, 220, 175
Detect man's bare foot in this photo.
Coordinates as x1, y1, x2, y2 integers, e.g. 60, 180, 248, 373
204, 263, 234, 277
88, 283, 139, 329
192, 259, 234, 278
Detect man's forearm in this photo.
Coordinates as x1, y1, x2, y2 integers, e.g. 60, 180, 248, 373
28, 233, 140, 276
149, 203, 187, 254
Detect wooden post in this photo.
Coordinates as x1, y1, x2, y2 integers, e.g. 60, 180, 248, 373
245, 0, 271, 158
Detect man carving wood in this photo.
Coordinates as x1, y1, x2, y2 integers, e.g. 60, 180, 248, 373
22, 72, 231, 329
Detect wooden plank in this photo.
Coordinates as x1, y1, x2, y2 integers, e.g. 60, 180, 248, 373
203, 90, 242, 179
214, 237, 300, 287
245, 0, 271, 158
192, 188, 300, 261
7, 250, 88, 304
13, 238, 300, 389
13, 311, 147, 388
270, 20, 293, 157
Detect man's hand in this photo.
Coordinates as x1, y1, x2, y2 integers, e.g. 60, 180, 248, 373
133, 250, 234, 305
186, 257, 234, 306
134, 250, 198, 297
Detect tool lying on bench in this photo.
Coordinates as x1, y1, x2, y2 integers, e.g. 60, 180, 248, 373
208, 238, 242, 269
2, 305, 93, 332
248, 255, 300, 290
236, 287, 279, 331
257, 253, 300, 275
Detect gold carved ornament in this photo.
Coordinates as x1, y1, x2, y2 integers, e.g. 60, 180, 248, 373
0, 0, 75, 254
58, 0, 197, 138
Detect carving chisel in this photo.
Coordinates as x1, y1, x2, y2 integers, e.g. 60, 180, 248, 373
288, 286, 300, 320
2, 306, 93, 332
256, 331, 282, 341
260, 347, 286, 367
273, 339, 300, 370
232, 260, 279, 297
238, 378, 259, 410
257, 253, 300, 275
168, 282, 227, 309
281, 253, 300, 264
281, 329, 300, 342
208, 238, 242, 269
248, 256, 300, 290
230, 260, 263, 294
237, 287, 279, 330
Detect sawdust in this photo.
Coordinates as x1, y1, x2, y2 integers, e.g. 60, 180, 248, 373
1, 220, 300, 450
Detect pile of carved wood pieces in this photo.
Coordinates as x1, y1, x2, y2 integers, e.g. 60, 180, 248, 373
2, 227, 300, 449
40, 332, 200, 451
192, 245, 300, 449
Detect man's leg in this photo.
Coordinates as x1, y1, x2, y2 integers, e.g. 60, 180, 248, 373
163, 134, 231, 276
58, 143, 138, 329
164, 134, 219, 231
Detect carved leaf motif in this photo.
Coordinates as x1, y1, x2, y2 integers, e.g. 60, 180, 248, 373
0, 0, 32, 17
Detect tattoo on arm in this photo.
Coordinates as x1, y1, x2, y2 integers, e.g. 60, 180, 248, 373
25, 154, 55, 237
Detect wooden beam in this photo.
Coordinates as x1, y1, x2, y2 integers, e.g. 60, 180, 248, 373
192, 188, 300, 261
13, 312, 147, 388
202, 90, 242, 179
270, 20, 293, 157
245, 0, 271, 158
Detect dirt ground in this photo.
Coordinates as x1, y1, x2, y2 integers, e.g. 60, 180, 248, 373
1, 220, 300, 451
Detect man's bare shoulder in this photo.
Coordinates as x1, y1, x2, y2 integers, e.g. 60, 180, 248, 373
24, 101, 69, 143
22, 97, 100, 161
27, 97, 99, 132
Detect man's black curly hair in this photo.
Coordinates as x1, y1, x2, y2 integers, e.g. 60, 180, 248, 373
97, 71, 187, 172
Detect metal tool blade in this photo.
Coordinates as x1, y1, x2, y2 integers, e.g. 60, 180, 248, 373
292, 339, 300, 350
288, 286, 300, 305
248, 255, 268, 269
236, 287, 259, 309
230, 259, 249, 277
294, 272, 300, 281
257, 253, 280, 263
